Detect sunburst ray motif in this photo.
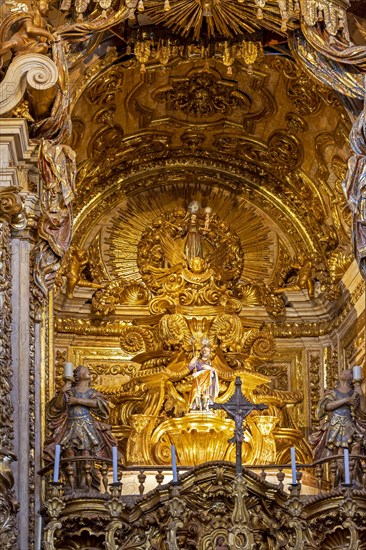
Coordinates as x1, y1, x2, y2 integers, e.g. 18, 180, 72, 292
104, 182, 274, 284
143, 0, 295, 40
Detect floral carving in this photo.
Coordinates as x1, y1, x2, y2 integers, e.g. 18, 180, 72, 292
267, 131, 303, 172
0, 223, 14, 450
0, 223, 18, 547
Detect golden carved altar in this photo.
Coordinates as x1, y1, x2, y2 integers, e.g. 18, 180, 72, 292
54, 198, 314, 468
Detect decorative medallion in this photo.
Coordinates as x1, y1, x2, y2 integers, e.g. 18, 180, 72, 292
156, 72, 250, 117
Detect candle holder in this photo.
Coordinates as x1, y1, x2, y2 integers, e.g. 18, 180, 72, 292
169, 482, 182, 501
45, 482, 65, 520
105, 482, 124, 518
288, 483, 301, 498
352, 365, 363, 383
341, 482, 354, 490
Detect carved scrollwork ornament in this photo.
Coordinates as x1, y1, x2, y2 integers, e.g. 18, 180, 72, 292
156, 72, 250, 117
267, 131, 303, 173
120, 325, 158, 353
159, 313, 192, 351
228, 475, 254, 549
0, 187, 27, 230
286, 73, 321, 116
0, 450, 18, 549
242, 328, 276, 367
0, 54, 58, 116
209, 314, 244, 352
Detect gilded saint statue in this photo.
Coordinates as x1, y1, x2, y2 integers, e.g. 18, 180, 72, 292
310, 369, 366, 462
44, 365, 117, 491
188, 344, 219, 411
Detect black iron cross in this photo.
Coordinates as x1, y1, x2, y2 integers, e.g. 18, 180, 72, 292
209, 376, 268, 474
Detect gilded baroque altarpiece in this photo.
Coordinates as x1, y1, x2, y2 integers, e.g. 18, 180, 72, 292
1, 0, 366, 546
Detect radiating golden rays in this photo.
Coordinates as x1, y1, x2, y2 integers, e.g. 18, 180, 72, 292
143, 0, 293, 40
104, 182, 274, 283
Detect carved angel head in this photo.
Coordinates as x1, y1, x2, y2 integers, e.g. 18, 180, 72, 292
189, 256, 206, 273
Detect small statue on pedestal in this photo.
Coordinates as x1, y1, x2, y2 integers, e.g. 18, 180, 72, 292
310, 367, 366, 484
43, 365, 117, 492
188, 344, 219, 412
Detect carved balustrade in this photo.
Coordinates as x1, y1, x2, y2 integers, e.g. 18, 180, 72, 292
39, 453, 366, 498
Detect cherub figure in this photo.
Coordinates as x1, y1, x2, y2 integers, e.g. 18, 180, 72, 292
0, 1, 55, 68
56, 246, 104, 298
215, 535, 229, 550
274, 254, 316, 299
203, 206, 212, 231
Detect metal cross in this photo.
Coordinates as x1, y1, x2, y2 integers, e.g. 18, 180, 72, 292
209, 376, 268, 475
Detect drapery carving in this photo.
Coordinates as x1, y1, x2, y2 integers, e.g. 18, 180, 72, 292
33, 139, 76, 296
289, 31, 365, 101
342, 110, 366, 278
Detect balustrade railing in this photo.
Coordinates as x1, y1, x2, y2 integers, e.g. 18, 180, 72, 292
39, 453, 366, 498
